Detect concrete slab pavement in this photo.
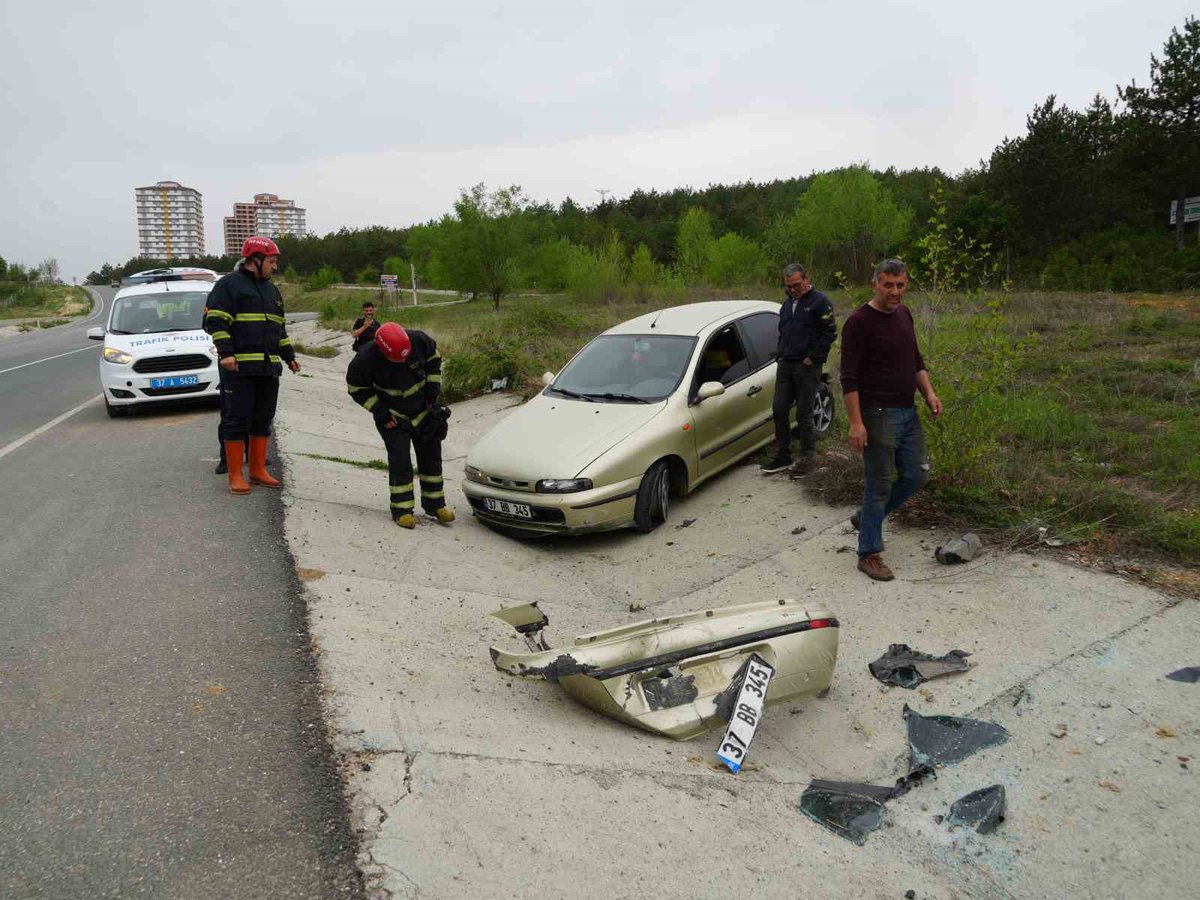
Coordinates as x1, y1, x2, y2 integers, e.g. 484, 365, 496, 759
276, 322, 1197, 899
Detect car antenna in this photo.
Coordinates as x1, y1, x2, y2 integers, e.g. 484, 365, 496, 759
649, 309, 663, 329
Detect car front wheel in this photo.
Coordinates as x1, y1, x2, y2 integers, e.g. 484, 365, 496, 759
634, 460, 671, 533
812, 384, 834, 435
104, 397, 128, 418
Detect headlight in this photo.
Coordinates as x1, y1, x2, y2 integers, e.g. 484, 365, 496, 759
103, 347, 133, 365
207, 345, 220, 360
536, 478, 593, 493
464, 465, 485, 483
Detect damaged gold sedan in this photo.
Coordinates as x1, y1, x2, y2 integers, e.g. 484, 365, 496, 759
490, 599, 838, 740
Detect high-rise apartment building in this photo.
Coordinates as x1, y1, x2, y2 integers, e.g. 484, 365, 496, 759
134, 181, 205, 259
223, 193, 307, 256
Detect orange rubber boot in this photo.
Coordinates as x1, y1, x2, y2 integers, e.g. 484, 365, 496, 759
225, 440, 251, 494
248, 436, 280, 488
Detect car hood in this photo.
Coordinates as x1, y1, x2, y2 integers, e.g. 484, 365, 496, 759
106, 330, 213, 354
469, 393, 666, 480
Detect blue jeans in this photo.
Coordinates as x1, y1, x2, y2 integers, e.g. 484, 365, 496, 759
858, 406, 928, 557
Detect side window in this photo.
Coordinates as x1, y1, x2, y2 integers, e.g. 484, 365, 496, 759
695, 326, 750, 387
739, 312, 779, 368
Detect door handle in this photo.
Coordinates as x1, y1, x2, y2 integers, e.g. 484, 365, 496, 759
747, 385, 762, 396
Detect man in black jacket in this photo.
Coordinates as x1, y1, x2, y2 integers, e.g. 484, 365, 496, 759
760, 263, 837, 474
351, 301, 379, 351
346, 322, 454, 529
203, 236, 300, 494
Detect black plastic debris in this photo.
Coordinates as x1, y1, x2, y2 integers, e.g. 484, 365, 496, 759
676, 518, 697, 529
869, 644, 972, 689
798, 779, 893, 845
1166, 667, 1200, 683
945, 784, 1007, 833
798, 765, 935, 845
904, 705, 1009, 768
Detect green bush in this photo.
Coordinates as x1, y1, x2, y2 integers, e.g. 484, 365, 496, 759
306, 265, 341, 292
356, 265, 381, 286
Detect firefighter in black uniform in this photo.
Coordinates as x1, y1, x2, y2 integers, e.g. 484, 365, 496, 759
203, 236, 300, 494
346, 322, 454, 528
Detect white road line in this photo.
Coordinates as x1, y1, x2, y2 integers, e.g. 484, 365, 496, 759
0, 344, 99, 376
0, 395, 103, 461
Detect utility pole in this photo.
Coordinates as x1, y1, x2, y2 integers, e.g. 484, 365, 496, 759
596, 189, 612, 206
410, 263, 418, 307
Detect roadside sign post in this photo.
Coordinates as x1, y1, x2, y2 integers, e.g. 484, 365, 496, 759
1168, 196, 1200, 225
410, 263, 418, 307
381, 274, 399, 308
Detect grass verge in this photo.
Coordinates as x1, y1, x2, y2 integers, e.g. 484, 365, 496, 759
297, 452, 388, 470
292, 342, 339, 358
0, 284, 91, 320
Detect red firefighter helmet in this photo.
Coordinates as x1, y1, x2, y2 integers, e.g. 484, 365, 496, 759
241, 236, 281, 258
375, 322, 411, 362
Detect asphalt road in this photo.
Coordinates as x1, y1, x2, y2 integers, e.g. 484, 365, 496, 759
0, 290, 361, 898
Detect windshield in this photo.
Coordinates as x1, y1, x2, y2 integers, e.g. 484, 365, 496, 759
549, 334, 696, 402
109, 291, 208, 334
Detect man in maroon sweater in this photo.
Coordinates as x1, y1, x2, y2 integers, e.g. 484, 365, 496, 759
840, 259, 943, 581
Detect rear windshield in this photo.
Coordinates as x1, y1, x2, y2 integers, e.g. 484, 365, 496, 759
549, 334, 696, 402
109, 291, 208, 335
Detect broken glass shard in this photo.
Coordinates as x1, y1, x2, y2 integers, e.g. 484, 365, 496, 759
869, 644, 972, 689
904, 705, 1009, 768
798, 779, 893, 845
945, 784, 1007, 833
1166, 667, 1200, 683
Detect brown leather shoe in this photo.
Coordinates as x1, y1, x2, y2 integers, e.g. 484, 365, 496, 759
857, 553, 894, 581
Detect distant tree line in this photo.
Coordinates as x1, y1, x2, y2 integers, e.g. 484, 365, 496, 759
89, 17, 1199, 298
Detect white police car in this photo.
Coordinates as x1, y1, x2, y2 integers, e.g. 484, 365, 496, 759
87, 268, 222, 418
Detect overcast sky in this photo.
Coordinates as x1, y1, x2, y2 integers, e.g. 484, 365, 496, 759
1, 0, 1193, 281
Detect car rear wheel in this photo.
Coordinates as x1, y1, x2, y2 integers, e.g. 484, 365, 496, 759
104, 397, 129, 418
634, 460, 671, 533
812, 384, 834, 435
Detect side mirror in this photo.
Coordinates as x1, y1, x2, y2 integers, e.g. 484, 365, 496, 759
541, 372, 554, 387
697, 381, 726, 401
87, 327, 104, 341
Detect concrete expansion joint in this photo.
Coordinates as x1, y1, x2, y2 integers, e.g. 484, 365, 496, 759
413, 745, 802, 789
966, 594, 1182, 724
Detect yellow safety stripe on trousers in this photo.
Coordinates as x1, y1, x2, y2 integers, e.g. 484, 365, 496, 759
362, 394, 379, 410
389, 482, 415, 492
210, 330, 231, 341
205, 308, 234, 323
233, 352, 281, 363
235, 313, 267, 322
416, 473, 444, 483
426, 374, 442, 383
390, 499, 415, 509
420, 490, 445, 499
373, 380, 425, 398
279, 337, 292, 346
266, 313, 285, 324
347, 384, 373, 394
386, 408, 429, 427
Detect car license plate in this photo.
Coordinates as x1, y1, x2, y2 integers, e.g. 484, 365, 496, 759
150, 374, 199, 389
484, 498, 533, 518
716, 653, 775, 774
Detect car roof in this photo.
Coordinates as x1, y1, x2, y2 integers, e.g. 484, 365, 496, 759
603, 300, 779, 338
114, 279, 215, 300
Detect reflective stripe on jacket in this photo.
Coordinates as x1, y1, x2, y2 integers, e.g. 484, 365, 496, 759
203, 267, 295, 376
345, 331, 442, 426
